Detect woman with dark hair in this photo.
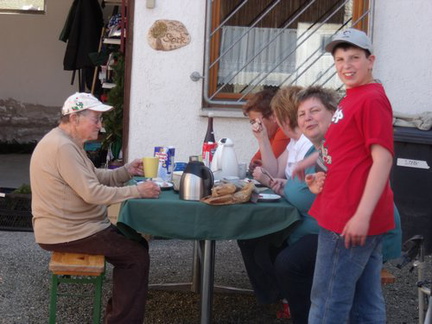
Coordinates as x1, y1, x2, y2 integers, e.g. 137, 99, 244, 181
243, 88, 290, 173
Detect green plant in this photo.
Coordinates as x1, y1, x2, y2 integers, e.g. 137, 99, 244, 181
102, 52, 125, 161
12, 184, 31, 194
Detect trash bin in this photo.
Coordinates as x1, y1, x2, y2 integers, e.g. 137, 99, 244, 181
390, 126, 432, 254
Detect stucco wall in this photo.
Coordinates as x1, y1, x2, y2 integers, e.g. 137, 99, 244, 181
373, 0, 432, 114
128, 1, 256, 163
128, 0, 432, 164
1, 1, 431, 158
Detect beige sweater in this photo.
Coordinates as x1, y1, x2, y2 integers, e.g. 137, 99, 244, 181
30, 127, 141, 244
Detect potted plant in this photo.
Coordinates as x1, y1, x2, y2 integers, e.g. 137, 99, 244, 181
102, 52, 125, 168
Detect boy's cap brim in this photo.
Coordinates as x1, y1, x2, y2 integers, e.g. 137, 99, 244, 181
325, 28, 373, 54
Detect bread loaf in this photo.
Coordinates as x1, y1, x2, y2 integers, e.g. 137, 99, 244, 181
211, 183, 237, 197
201, 182, 255, 205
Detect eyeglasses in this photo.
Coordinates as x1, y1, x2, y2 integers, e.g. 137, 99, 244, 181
87, 115, 103, 124
78, 111, 103, 124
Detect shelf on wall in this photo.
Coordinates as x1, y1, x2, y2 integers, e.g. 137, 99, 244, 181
103, 38, 121, 45
102, 82, 116, 89
104, 0, 123, 5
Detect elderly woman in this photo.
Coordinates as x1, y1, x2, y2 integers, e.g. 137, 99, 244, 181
243, 88, 290, 173
266, 86, 338, 323
238, 86, 333, 322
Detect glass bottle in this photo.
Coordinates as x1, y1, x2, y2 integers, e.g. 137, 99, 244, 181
202, 113, 217, 167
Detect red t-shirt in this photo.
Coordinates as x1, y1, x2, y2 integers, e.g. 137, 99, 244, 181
309, 83, 395, 235
251, 127, 290, 163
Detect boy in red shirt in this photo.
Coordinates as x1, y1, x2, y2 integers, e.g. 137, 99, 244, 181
308, 28, 395, 323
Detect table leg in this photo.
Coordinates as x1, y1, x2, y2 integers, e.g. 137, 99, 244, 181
191, 240, 204, 293
200, 240, 215, 324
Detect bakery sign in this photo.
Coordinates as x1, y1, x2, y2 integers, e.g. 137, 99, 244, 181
148, 20, 191, 51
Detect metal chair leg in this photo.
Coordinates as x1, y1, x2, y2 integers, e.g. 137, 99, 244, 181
49, 274, 59, 324
92, 274, 104, 324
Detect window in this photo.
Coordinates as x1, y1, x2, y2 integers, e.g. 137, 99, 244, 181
0, 0, 45, 13
204, 0, 371, 107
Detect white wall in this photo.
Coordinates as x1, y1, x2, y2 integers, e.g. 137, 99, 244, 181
373, 0, 432, 114
0, 0, 76, 106
128, 0, 254, 163
128, 1, 432, 165
2, 1, 430, 158
128, 1, 255, 163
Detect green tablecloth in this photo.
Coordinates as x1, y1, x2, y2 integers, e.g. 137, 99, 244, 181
118, 189, 301, 241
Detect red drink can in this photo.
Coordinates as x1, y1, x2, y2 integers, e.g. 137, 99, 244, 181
202, 142, 217, 167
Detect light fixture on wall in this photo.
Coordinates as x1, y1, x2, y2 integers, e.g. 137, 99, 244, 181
190, 71, 204, 82
146, 0, 155, 9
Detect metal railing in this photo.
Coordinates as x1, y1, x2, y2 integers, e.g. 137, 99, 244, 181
201, 0, 372, 107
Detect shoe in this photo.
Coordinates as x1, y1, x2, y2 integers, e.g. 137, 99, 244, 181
276, 299, 291, 319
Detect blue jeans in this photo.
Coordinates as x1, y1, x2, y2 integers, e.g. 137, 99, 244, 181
309, 228, 385, 324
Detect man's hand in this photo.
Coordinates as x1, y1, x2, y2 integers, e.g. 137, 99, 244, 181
137, 181, 161, 199
125, 158, 144, 177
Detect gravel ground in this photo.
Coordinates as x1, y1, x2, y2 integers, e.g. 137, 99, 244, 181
0, 231, 431, 324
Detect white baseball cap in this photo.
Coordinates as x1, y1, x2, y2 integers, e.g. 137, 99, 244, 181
325, 28, 373, 54
61, 92, 113, 116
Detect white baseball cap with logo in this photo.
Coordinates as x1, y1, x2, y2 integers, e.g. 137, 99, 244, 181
325, 28, 373, 54
61, 92, 113, 116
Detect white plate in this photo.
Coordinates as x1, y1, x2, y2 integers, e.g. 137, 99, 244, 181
258, 193, 281, 202
154, 181, 174, 190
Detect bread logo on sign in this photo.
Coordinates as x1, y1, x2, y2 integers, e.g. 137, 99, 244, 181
148, 20, 191, 51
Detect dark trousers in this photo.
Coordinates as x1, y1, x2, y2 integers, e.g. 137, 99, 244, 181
39, 225, 149, 324
274, 234, 318, 324
237, 237, 285, 304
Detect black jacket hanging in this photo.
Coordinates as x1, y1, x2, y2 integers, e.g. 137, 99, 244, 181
60, 0, 104, 72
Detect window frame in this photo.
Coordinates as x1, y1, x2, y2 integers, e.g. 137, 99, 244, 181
204, 0, 371, 107
0, 0, 45, 14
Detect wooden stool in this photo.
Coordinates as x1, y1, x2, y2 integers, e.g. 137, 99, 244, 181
49, 252, 106, 324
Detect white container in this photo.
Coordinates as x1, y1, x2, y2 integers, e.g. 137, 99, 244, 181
210, 138, 239, 180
